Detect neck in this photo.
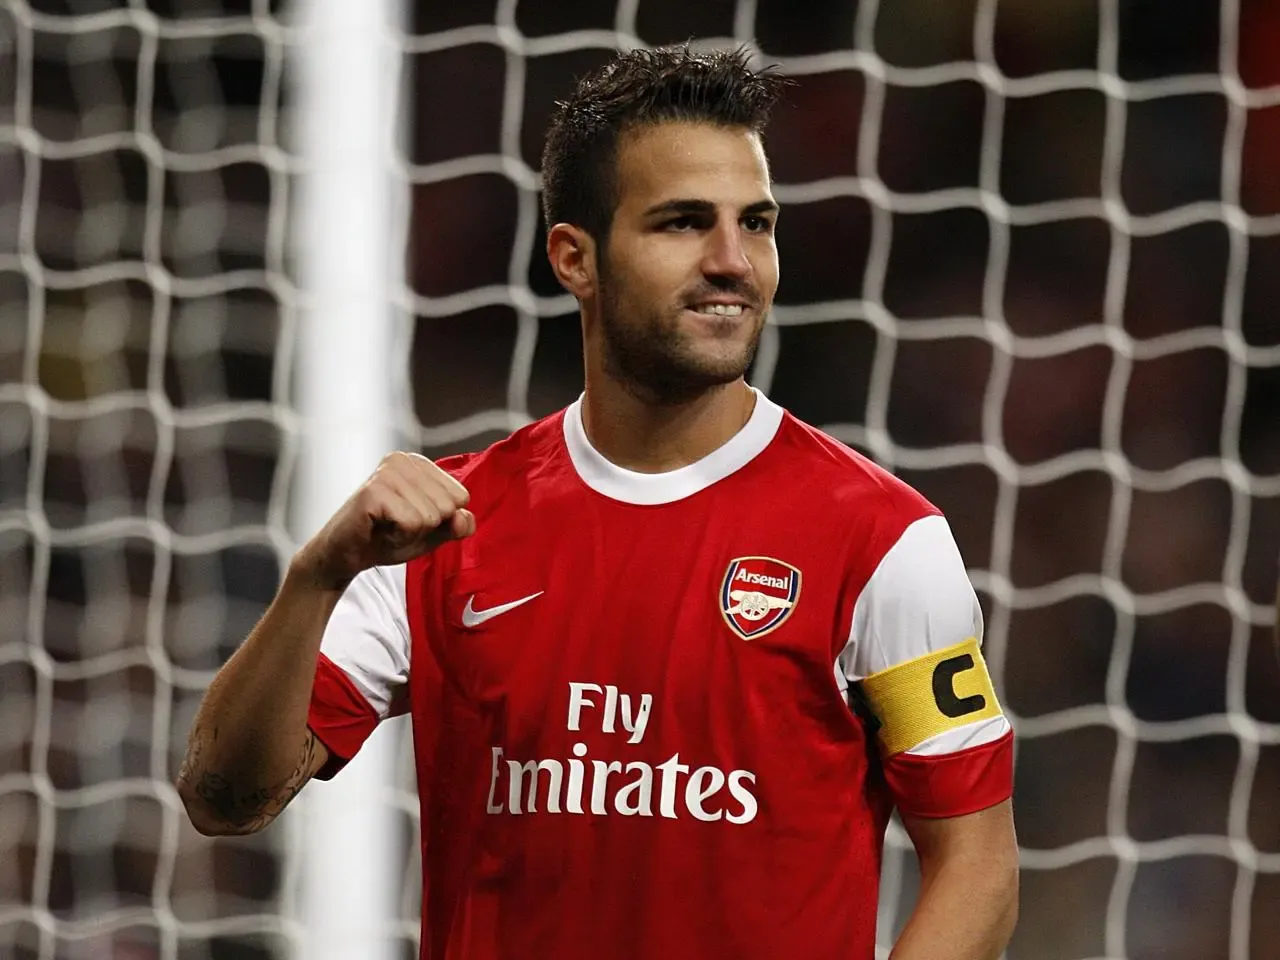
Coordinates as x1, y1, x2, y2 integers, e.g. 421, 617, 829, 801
580, 364, 757, 474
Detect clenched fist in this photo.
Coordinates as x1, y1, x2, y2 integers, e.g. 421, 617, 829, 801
294, 452, 475, 590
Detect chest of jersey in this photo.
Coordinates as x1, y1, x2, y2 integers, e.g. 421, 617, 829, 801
421, 486, 864, 823
398, 424, 910, 959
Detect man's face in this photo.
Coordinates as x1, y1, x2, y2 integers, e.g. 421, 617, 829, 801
593, 121, 780, 403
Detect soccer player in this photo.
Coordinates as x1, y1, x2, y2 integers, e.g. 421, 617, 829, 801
177, 46, 1018, 960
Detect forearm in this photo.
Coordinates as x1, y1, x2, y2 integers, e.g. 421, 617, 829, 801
890, 851, 1018, 960
176, 558, 340, 835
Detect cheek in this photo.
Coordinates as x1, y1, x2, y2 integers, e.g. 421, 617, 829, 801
755, 245, 780, 297
622, 246, 688, 299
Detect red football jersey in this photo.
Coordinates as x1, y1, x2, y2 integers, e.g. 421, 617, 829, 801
308, 390, 1013, 960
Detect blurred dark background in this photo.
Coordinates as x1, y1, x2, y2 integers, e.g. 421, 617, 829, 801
1, 0, 1278, 958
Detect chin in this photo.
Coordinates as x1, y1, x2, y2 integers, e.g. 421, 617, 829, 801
599, 310, 760, 401
674, 348, 755, 386
676, 320, 759, 364
623, 352, 751, 404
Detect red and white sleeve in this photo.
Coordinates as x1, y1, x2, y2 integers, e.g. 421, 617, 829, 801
838, 514, 1014, 818
307, 563, 411, 779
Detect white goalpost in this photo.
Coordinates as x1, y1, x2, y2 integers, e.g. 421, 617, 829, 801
290, 0, 404, 957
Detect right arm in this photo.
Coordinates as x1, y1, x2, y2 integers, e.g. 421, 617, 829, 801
176, 452, 473, 836
175, 568, 341, 836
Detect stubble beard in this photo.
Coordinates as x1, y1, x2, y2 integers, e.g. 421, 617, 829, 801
597, 264, 763, 406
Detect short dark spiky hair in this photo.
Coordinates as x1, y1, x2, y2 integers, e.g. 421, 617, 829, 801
540, 45, 786, 242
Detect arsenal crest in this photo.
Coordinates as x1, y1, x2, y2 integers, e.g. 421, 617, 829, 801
720, 556, 802, 640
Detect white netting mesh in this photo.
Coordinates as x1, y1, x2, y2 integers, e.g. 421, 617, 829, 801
1, 0, 298, 957
4, 0, 1280, 958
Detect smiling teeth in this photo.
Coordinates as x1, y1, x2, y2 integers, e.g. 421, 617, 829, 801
693, 304, 744, 316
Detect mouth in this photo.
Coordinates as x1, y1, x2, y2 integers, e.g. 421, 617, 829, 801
685, 302, 750, 318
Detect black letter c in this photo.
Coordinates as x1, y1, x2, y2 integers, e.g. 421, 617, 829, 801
932, 654, 986, 718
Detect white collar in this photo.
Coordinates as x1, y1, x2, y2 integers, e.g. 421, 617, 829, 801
562, 388, 785, 505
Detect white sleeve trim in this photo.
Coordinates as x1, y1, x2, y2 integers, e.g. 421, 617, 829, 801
838, 514, 985, 683
318, 563, 410, 718
837, 515, 1010, 754
907, 715, 1011, 756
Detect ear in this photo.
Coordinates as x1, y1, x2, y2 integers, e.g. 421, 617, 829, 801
546, 223, 597, 300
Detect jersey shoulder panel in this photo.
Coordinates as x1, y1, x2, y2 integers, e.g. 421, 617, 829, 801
435, 409, 573, 515
767, 412, 941, 585
404, 408, 574, 614
771, 413, 938, 522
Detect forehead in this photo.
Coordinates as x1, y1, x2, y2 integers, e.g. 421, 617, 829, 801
612, 122, 772, 213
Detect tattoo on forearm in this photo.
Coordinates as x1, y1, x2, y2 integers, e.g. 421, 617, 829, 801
179, 725, 319, 831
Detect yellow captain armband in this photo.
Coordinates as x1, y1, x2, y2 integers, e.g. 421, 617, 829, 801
857, 638, 1004, 757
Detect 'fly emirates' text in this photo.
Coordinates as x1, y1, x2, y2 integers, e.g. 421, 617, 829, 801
486, 682, 759, 824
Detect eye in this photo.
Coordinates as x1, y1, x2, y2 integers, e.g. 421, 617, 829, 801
742, 215, 774, 234
663, 216, 697, 232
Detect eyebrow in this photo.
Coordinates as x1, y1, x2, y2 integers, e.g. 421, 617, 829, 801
641, 198, 781, 218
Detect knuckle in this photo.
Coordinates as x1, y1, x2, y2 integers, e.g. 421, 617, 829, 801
354, 485, 383, 512
381, 450, 419, 474
356, 486, 399, 524
433, 469, 469, 504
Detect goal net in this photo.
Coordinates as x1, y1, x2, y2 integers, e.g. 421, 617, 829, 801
3, 0, 1279, 959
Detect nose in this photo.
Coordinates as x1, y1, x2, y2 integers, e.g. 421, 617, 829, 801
700, 218, 752, 282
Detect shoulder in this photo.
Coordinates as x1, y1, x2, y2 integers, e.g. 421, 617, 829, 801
768, 411, 939, 554
408, 409, 572, 585
774, 412, 935, 511
432, 409, 569, 507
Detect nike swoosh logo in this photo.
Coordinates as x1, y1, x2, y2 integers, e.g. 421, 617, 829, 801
461, 591, 544, 628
